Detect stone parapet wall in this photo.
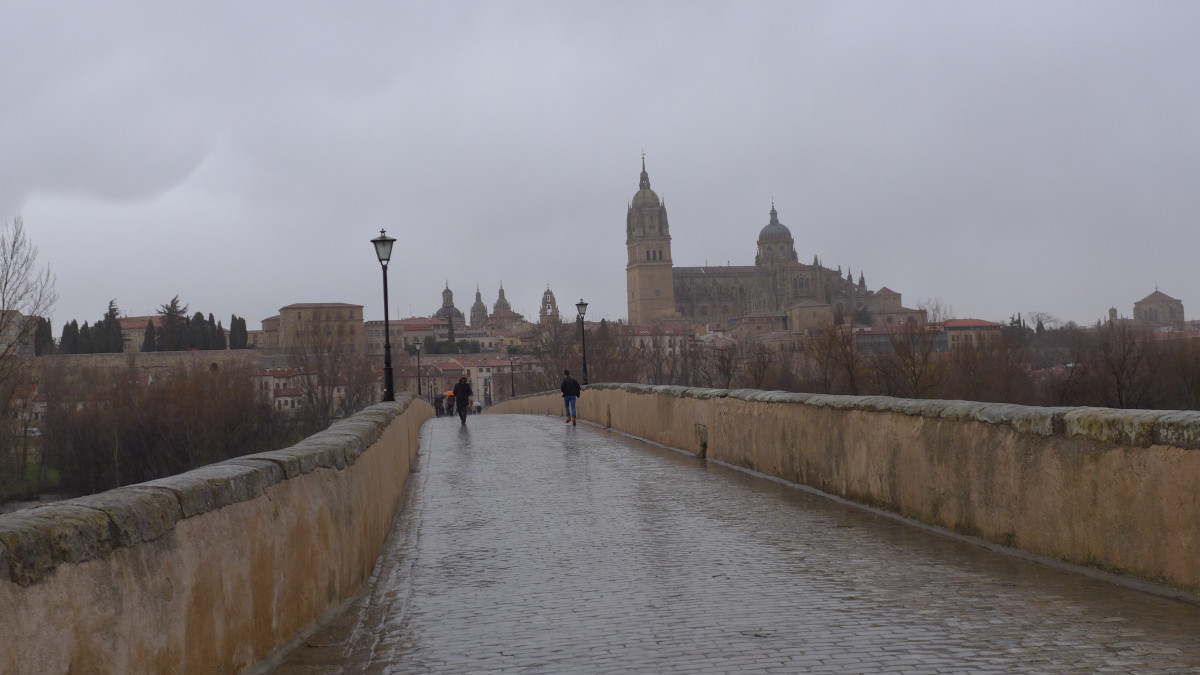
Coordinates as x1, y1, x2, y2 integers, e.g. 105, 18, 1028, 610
489, 384, 1200, 596
0, 394, 434, 674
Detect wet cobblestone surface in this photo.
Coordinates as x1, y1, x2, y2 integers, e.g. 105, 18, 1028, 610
274, 414, 1200, 674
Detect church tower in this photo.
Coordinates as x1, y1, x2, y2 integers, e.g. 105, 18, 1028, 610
470, 286, 487, 328
540, 285, 560, 323
626, 158, 678, 324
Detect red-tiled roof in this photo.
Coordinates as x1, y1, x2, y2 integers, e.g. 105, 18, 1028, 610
280, 302, 363, 310
941, 319, 1002, 329
118, 316, 159, 330
1137, 290, 1180, 304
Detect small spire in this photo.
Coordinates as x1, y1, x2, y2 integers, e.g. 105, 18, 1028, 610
639, 154, 651, 189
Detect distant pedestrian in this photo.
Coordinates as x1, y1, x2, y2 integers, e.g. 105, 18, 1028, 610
445, 394, 455, 418
561, 369, 581, 426
473, 401, 483, 414
453, 377, 473, 427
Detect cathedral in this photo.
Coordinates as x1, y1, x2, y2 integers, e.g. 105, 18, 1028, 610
626, 159, 921, 329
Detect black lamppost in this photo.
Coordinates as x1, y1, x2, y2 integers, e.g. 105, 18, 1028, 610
508, 354, 516, 398
371, 229, 396, 402
414, 340, 422, 396
576, 298, 589, 385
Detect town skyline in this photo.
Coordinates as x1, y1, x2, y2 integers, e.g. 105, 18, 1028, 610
5, 3, 1198, 330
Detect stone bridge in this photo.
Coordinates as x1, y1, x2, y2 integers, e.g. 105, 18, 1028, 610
3, 385, 1200, 673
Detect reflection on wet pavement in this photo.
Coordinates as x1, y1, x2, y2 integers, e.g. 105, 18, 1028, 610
274, 414, 1200, 674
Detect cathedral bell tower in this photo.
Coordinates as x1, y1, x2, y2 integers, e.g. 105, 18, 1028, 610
626, 158, 678, 324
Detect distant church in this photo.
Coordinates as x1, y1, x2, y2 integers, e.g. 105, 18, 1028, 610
625, 159, 921, 328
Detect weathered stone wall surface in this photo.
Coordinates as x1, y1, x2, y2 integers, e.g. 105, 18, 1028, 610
489, 384, 1200, 595
0, 394, 433, 675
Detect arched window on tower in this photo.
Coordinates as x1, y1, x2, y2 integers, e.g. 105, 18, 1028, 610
659, 250, 663, 260
646, 250, 651, 261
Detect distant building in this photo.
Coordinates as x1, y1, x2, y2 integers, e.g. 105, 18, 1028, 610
1133, 290, 1184, 327
940, 319, 1003, 350
433, 284, 466, 329
485, 284, 527, 333
625, 159, 922, 328
264, 302, 365, 354
539, 286, 560, 324
469, 287, 488, 328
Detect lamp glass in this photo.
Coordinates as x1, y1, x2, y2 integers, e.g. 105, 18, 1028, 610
576, 299, 588, 318
372, 231, 396, 263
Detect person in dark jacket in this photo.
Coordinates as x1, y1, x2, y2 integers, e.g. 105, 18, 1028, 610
560, 369, 581, 426
452, 377, 473, 427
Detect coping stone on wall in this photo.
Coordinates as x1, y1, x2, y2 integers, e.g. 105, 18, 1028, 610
602, 383, 1200, 449
238, 450, 304, 479
0, 396, 419, 586
1153, 410, 1200, 449
0, 504, 114, 585
1062, 408, 1162, 448
73, 486, 184, 548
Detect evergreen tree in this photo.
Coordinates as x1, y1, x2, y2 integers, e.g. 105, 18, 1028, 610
34, 317, 54, 355
78, 321, 93, 354
157, 296, 189, 351
142, 319, 157, 352
215, 320, 227, 350
92, 299, 123, 353
206, 313, 220, 350
60, 320, 79, 354
229, 315, 247, 349
191, 311, 210, 350
106, 300, 124, 352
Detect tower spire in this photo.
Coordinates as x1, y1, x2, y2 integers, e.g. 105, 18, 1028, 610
639, 154, 651, 190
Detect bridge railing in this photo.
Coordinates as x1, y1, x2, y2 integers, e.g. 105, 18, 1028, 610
490, 384, 1200, 600
0, 394, 434, 675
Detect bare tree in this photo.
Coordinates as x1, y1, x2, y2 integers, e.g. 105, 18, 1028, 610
1167, 341, 1200, 410
641, 333, 670, 385
676, 336, 707, 387
1087, 321, 1162, 409
744, 343, 773, 389
285, 315, 369, 430
879, 322, 946, 398
0, 217, 56, 499
818, 322, 864, 395
917, 297, 954, 323
710, 344, 738, 388
527, 319, 576, 390
803, 328, 842, 393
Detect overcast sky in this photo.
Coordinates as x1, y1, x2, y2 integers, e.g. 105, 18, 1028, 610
4, 1, 1198, 332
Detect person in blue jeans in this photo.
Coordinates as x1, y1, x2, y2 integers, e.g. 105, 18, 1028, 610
560, 369, 581, 426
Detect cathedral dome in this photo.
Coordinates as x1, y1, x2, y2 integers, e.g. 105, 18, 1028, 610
758, 205, 792, 242
632, 187, 661, 208
630, 158, 661, 209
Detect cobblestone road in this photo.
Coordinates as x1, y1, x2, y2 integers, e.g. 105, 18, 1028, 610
274, 414, 1200, 674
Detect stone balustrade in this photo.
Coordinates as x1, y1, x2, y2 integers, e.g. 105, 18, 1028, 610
489, 384, 1200, 598
0, 394, 433, 675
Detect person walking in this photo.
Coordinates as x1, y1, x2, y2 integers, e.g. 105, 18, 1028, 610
453, 377, 473, 427
561, 369, 581, 426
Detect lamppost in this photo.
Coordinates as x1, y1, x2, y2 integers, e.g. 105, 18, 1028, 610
371, 229, 396, 402
576, 298, 589, 385
414, 340, 422, 396
508, 354, 516, 398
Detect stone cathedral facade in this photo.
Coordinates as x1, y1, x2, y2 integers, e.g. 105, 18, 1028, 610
626, 160, 921, 329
